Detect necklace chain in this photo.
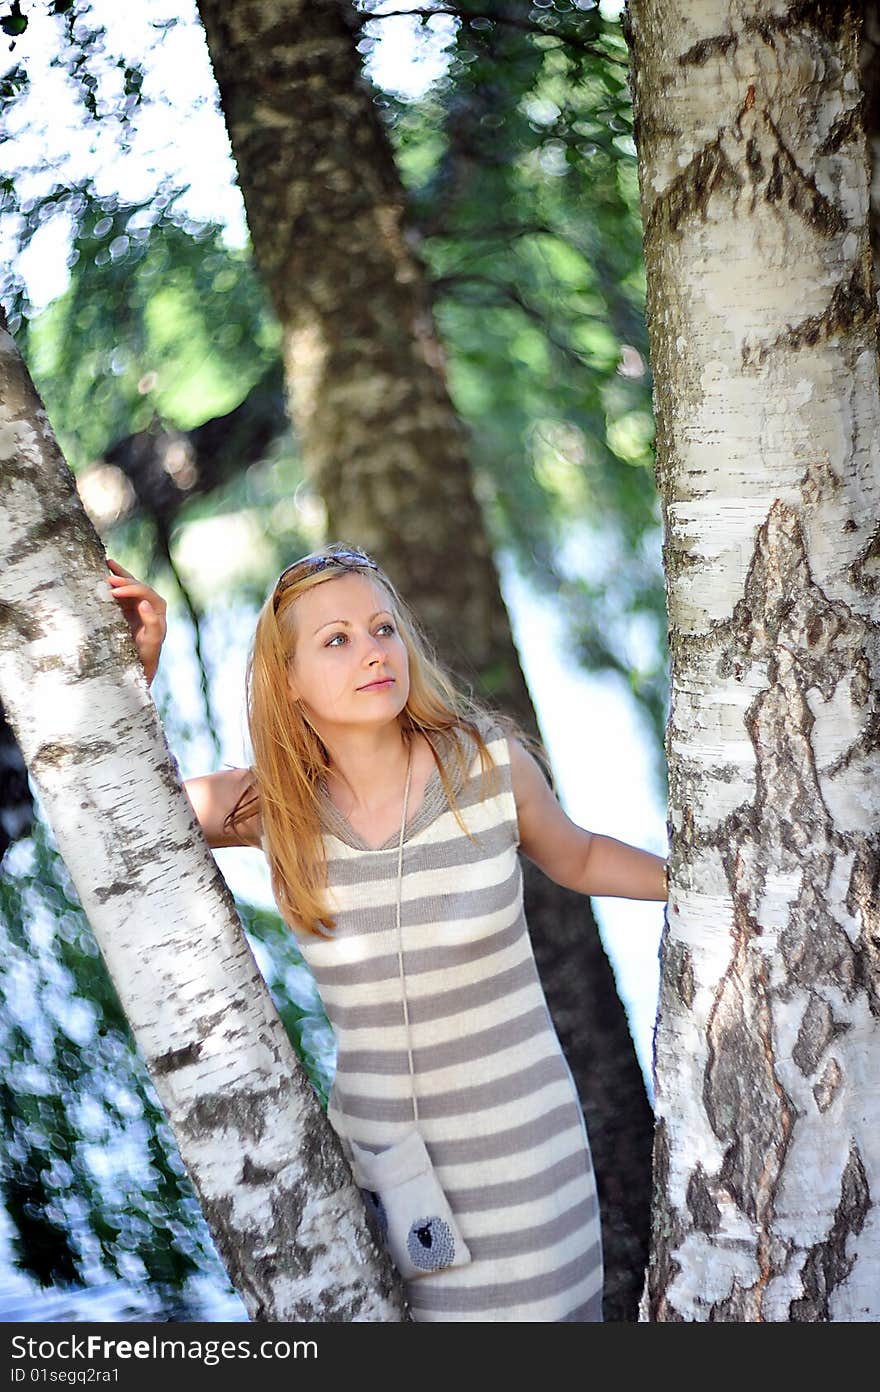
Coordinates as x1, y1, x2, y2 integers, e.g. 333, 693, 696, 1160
394, 744, 417, 1126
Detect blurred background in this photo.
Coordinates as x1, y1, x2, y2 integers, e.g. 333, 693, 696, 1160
0, 0, 666, 1319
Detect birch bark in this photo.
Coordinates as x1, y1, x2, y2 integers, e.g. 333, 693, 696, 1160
194, 0, 654, 1318
0, 312, 407, 1322
626, 0, 880, 1319
859, 1, 880, 273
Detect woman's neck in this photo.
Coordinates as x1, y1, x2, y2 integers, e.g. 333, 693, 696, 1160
319, 721, 412, 817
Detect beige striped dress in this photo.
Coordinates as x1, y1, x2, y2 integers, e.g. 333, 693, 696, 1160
293, 717, 603, 1321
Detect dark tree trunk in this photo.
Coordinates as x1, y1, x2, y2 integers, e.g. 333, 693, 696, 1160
196, 0, 654, 1318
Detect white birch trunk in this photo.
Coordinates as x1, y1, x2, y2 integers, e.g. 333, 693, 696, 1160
0, 310, 407, 1322
625, 1, 880, 1319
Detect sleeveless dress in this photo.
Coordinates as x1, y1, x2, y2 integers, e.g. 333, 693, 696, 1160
291, 718, 603, 1322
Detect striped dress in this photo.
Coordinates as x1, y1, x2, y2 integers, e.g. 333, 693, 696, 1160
293, 718, 603, 1321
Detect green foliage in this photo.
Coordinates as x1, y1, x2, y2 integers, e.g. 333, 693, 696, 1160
0, 3, 27, 41
18, 198, 279, 473
0, 0, 74, 40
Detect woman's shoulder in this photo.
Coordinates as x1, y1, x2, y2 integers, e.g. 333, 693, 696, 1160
431, 712, 516, 794
459, 712, 520, 830
466, 709, 517, 760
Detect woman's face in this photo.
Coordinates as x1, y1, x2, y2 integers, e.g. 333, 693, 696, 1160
285, 571, 410, 733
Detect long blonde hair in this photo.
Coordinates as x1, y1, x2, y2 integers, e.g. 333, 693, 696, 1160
226, 543, 527, 936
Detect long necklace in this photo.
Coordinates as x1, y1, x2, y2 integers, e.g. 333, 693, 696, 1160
393, 743, 417, 1125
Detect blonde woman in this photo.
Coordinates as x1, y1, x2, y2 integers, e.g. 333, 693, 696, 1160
108, 543, 667, 1322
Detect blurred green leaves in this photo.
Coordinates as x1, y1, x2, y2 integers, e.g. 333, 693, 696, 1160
17, 197, 279, 473
1, 3, 27, 41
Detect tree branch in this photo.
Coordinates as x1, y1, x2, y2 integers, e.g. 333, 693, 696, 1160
95, 359, 287, 529
434, 271, 593, 372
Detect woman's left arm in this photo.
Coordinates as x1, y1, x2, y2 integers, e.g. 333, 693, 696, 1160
509, 738, 667, 902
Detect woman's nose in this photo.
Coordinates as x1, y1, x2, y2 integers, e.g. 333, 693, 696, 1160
359, 634, 384, 664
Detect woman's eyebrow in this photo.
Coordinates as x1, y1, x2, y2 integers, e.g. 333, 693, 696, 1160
312, 610, 392, 635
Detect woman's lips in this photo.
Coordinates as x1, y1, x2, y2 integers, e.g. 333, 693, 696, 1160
358, 678, 395, 690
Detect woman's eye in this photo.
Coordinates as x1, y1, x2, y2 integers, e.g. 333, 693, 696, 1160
377, 623, 396, 636
326, 633, 347, 647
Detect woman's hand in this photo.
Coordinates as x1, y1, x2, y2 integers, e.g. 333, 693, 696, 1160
107, 557, 168, 686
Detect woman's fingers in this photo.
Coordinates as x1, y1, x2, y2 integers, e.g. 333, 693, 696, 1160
106, 566, 167, 616
110, 580, 167, 612
137, 598, 167, 636
105, 560, 168, 686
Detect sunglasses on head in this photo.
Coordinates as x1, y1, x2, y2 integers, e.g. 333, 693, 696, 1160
272, 547, 379, 613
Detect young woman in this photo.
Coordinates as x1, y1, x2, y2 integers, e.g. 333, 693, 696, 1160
108, 544, 667, 1323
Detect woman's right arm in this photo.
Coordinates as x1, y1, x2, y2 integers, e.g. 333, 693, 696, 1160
107, 558, 262, 852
